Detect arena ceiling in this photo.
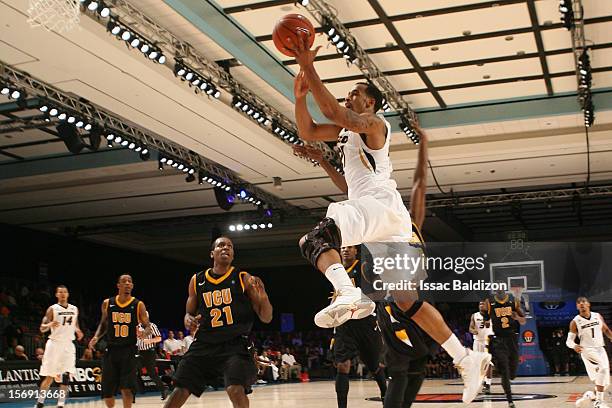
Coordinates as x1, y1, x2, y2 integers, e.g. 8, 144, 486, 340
1, 0, 612, 266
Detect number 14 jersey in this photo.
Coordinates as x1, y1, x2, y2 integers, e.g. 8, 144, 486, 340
49, 303, 79, 342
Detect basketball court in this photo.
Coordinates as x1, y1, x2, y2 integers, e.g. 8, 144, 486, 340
8, 376, 603, 407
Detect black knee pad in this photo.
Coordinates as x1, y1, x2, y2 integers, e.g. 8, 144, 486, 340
299, 217, 342, 267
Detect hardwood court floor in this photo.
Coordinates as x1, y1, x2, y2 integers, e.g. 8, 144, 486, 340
57, 376, 606, 408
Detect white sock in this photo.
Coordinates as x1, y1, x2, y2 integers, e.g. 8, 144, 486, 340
441, 334, 467, 364
485, 377, 492, 385
325, 263, 353, 291
597, 391, 604, 401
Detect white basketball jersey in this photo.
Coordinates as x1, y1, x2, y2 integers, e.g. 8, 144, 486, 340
473, 312, 494, 341
574, 312, 605, 348
337, 116, 398, 201
48, 303, 78, 342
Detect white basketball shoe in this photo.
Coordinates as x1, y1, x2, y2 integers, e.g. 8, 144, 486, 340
314, 286, 375, 328
455, 349, 492, 403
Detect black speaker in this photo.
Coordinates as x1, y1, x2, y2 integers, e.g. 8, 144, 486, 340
56, 122, 85, 154
214, 187, 235, 211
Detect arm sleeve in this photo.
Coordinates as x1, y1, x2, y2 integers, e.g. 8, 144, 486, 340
566, 332, 577, 349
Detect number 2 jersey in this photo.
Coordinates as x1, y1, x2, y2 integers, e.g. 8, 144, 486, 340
105, 296, 141, 347
487, 294, 519, 337
573, 312, 605, 348
194, 267, 254, 344
48, 303, 78, 342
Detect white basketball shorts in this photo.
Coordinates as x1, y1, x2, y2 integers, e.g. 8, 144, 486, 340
39, 339, 76, 377
581, 347, 610, 389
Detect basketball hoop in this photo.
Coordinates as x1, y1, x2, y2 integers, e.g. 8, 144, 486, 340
27, 0, 81, 33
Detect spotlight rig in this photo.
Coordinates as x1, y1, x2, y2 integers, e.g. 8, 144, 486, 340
228, 222, 273, 232
577, 48, 594, 127
322, 17, 358, 64
106, 19, 166, 64
80, 0, 111, 18
106, 132, 150, 160
158, 153, 197, 176
1, 82, 26, 101
559, 0, 575, 30
231, 95, 271, 127
174, 61, 221, 98
272, 120, 301, 145
400, 121, 420, 145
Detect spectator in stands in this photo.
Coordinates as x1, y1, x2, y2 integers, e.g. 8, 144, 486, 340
256, 349, 279, 382
183, 331, 194, 352
281, 347, 301, 380
7, 345, 28, 360
34, 347, 44, 361
176, 331, 186, 356
81, 348, 93, 361
163, 330, 182, 360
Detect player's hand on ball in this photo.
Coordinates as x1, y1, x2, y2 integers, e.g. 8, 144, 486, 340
76, 328, 84, 341
294, 71, 309, 98
287, 32, 321, 69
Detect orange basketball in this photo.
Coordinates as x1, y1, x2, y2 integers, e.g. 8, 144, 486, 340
272, 14, 315, 57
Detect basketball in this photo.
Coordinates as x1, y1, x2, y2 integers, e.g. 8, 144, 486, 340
272, 14, 315, 57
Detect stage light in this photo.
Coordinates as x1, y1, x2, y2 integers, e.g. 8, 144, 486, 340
236, 224, 244, 231
267, 223, 273, 228
67, 116, 76, 124
244, 224, 250, 230
115, 136, 122, 143
559, 0, 574, 30
84, 123, 92, 131
128, 142, 136, 149
99, 4, 111, 18
120, 30, 131, 41
110, 25, 121, 36
229, 225, 236, 231
57, 122, 86, 154
140, 43, 150, 53
58, 113, 67, 120
130, 37, 140, 47
10, 90, 20, 99
87, 1, 98, 11
185, 72, 194, 81
239, 190, 247, 198
1, 87, 9, 95
75, 120, 84, 128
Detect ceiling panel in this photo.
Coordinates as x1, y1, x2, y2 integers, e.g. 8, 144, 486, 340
349, 24, 397, 49
593, 48, 612, 69
394, 3, 531, 44
0, 129, 52, 148
546, 53, 577, 74
332, 0, 378, 22
368, 50, 412, 72
593, 71, 612, 89
534, 0, 563, 25
439, 79, 546, 105
402, 92, 439, 109
411, 33, 537, 66
379, 0, 500, 17
427, 57, 543, 87
541, 28, 574, 51
386, 73, 427, 92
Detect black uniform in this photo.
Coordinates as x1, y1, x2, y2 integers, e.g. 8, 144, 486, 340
332, 260, 383, 371
173, 267, 257, 396
376, 301, 436, 408
102, 296, 141, 398
486, 294, 520, 403
374, 223, 434, 408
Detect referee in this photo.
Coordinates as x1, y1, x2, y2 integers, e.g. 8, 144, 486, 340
137, 314, 168, 400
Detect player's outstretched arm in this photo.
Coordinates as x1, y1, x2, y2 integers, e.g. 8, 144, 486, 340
566, 320, 582, 353
294, 71, 342, 142
410, 123, 428, 230
89, 298, 109, 349
40, 306, 57, 333
243, 272, 273, 323
293, 145, 348, 193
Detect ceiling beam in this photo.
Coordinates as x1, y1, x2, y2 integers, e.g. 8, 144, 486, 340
366, 0, 446, 108
526, 0, 553, 95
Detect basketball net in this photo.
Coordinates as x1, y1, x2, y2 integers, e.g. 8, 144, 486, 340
510, 286, 531, 317
27, 0, 80, 33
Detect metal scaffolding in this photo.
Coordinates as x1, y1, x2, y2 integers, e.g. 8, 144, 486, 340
0, 60, 300, 213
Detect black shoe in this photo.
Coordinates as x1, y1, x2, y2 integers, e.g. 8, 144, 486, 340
161, 386, 168, 401
36, 403, 44, 408
483, 384, 491, 395
508, 402, 516, 408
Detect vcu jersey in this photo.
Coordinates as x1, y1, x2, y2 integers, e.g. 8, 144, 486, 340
49, 303, 78, 342
574, 312, 605, 348
194, 267, 253, 344
488, 294, 519, 337
106, 296, 141, 347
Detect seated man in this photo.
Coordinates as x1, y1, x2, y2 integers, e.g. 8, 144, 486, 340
280, 348, 301, 380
